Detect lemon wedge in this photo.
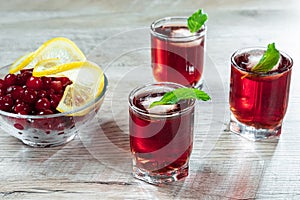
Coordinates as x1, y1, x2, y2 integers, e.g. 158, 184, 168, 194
9, 37, 86, 73
33, 61, 105, 114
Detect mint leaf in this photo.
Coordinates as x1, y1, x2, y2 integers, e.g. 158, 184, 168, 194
187, 9, 208, 33
149, 88, 210, 108
251, 43, 280, 73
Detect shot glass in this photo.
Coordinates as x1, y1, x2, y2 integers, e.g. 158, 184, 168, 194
150, 17, 206, 88
229, 47, 293, 141
128, 82, 195, 184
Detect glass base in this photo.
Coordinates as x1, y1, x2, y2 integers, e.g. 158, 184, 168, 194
132, 164, 189, 185
21, 134, 77, 148
230, 114, 281, 142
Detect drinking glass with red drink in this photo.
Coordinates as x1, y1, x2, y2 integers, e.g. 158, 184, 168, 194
128, 82, 196, 184
150, 16, 206, 88
229, 46, 293, 141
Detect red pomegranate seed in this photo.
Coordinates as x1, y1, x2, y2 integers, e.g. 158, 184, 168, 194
0, 95, 14, 112
14, 102, 31, 115
6, 85, 14, 94
14, 123, 24, 130
42, 77, 52, 89
15, 99, 22, 104
37, 90, 48, 98
18, 71, 32, 85
26, 76, 43, 90
0, 79, 6, 89
51, 80, 63, 93
22, 88, 38, 104
0, 88, 5, 96
20, 68, 33, 73
49, 93, 62, 109
55, 77, 72, 87
4, 74, 17, 86
35, 98, 51, 111
37, 109, 54, 115
11, 86, 24, 100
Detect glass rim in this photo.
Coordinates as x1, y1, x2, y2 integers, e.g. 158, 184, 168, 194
128, 82, 195, 118
231, 47, 293, 76
150, 16, 206, 42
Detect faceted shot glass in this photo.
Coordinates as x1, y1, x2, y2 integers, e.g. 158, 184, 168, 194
150, 17, 206, 88
229, 47, 293, 141
128, 82, 195, 184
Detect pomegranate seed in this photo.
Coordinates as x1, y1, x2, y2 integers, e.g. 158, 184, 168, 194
16, 72, 30, 85
37, 90, 48, 98
49, 93, 62, 109
42, 77, 52, 89
14, 102, 31, 115
0, 88, 5, 96
26, 76, 43, 90
15, 99, 22, 104
6, 85, 14, 94
55, 77, 72, 87
37, 109, 54, 115
51, 80, 63, 93
22, 88, 38, 104
0, 79, 6, 89
0, 95, 13, 112
14, 123, 25, 130
5, 93, 12, 99
4, 74, 17, 86
10, 86, 24, 100
35, 98, 51, 111
20, 68, 33, 73
48, 89, 56, 96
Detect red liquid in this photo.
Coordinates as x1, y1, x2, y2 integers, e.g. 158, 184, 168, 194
129, 92, 194, 174
229, 53, 292, 129
151, 26, 205, 87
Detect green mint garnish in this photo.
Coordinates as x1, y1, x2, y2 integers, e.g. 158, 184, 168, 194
187, 9, 208, 33
149, 88, 210, 108
251, 43, 280, 73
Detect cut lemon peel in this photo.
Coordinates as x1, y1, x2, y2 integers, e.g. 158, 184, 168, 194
33, 61, 100, 78
9, 37, 86, 74
33, 37, 86, 63
9, 52, 36, 74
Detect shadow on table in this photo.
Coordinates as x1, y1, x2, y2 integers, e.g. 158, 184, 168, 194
79, 116, 132, 173
135, 159, 264, 199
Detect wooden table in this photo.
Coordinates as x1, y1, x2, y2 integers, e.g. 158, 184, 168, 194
0, 0, 299, 199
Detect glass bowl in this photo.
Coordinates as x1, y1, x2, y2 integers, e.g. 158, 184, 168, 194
0, 64, 108, 147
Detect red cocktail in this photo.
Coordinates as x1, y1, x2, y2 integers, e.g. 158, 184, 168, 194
129, 82, 195, 184
229, 47, 293, 141
151, 17, 206, 88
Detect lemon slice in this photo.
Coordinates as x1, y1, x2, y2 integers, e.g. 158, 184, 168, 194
35, 58, 61, 69
9, 52, 35, 74
33, 37, 86, 65
10, 37, 86, 73
34, 61, 104, 114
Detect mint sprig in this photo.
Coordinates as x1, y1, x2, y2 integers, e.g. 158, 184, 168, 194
251, 43, 280, 73
187, 9, 208, 33
149, 88, 210, 108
